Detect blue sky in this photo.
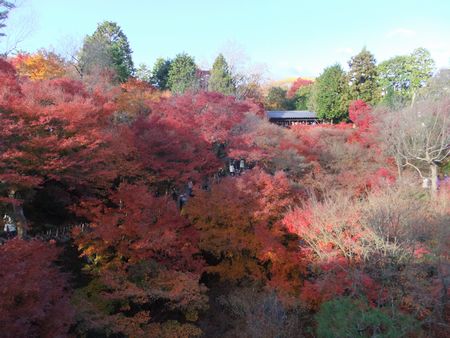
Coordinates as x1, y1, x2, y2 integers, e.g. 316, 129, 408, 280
3, 0, 450, 80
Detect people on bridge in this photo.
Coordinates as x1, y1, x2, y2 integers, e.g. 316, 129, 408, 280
229, 162, 235, 176
239, 159, 245, 172
177, 194, 188, 210
187, 179, 194, 196
171, 187, 178, 201
3, 214, 17, 238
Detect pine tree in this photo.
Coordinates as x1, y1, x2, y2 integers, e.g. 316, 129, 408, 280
312, 64, 349, 122
151, 58, 171, 90
347, 48, 380, 105
167, 53, 198, 94
79, 21, 134, 83
208, 54, 235, 95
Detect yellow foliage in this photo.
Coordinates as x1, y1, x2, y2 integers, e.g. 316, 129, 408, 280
13, 51, 66, 80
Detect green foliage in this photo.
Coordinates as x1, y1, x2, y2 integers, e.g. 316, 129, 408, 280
380, 87, 408, 110
409, 48, 435, 89
442, 159, 450, 175
294, 84, 313, 110
0, 0, 14, 37
307, 81, 319, 112
311, 64, 349, 122
265, 86, 295, 110
316, 297, 419, 338
347, 48, 380, 105
135, 63, 152, 83
167, 53, 198, 94
378, 48, 435, 104
208, 53, 235, 95
79, 21, 134, 83
151, 57, 172, 90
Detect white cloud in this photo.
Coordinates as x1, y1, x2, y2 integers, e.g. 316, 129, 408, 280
386, 28, 416, 38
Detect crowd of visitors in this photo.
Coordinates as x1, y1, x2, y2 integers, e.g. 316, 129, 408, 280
229, 159, 246, 176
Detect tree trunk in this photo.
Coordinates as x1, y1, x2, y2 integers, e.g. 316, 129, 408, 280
430, 163, 438, 194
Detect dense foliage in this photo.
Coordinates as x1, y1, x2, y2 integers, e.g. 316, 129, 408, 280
378, 48, 435, 103
0, 24, 449, 337
167, 53, 198, 94
310, 64, 349, 121
79, 21, 134, 83
264, 47, 436, 122
208, 53, 235, 95
347, 48, 380, 105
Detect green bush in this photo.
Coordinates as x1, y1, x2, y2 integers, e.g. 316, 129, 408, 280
316, 297, 419, 338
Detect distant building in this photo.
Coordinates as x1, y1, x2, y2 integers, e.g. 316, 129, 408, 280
267, 111, 318, 126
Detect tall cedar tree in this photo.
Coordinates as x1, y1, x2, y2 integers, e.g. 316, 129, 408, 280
79, 21, 134, 83
167, 53, 198, 94
208, 53, 235, 95
347, 48, 380, 105
311, 64, 349, 122
151, 57, 171, 90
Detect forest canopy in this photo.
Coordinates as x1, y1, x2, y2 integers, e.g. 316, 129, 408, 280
0, 14, 449, 338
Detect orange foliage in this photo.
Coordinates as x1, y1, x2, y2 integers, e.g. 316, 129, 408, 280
73, 183, 207, 336
11, 51, 67, 80
115, 78, 169, 118
185, 169, 306, 292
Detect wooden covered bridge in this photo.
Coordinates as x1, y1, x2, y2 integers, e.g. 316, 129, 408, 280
267, 110, 318, 127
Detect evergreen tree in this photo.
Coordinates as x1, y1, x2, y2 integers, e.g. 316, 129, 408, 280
151, 57, 171, 90
347, 48, 380, 105
79, 21, 134, 83
0, 0, 14, 37
135, 63, 152, 83
312, 64, 349, 122
316, 297, 419, 338
265, 87, 295, 110
167, 53, 198, 94
208, 53, 235, 95
294, 84, 313, 110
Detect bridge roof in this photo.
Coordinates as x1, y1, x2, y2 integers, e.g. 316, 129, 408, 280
267, 111, 317, 119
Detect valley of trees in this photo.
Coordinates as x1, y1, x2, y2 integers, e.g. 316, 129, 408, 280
0, 18, 449, 338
